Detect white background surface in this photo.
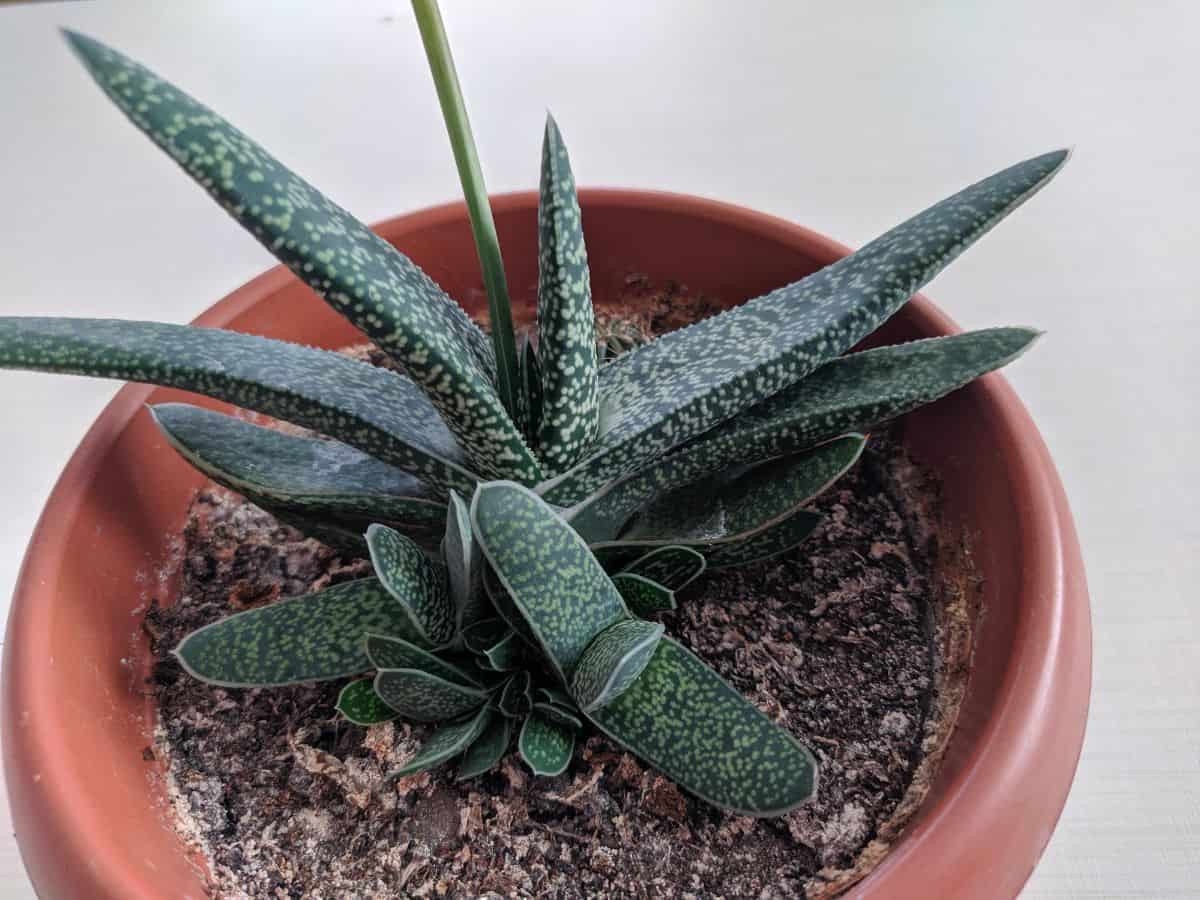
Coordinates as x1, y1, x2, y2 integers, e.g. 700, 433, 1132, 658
1, 1, 1197, 897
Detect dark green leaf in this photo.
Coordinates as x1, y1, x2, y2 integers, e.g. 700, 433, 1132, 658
374, 668, 487, 722
541, 152, 1068, 505
571, 619, 664, 712
536, 114, 599, 473
497, 670, 533, 719
519, 710, 576, 777
588, 637, 816, 815
63, 31, 540, 483
336, 679, 397, 725
619, 546, 706, 592
0, 319, 479, 495
471, 481, 628, 682
443, 491, 488, 638
456, 713, 513, 780
532, 702, 583, 730
366, 524, 454, 647
704, 510, 823, 569
611, 573, 676, 617
391, 706, 492, 778
537, 686, 577, 709
482, 563, 539, 649
520, 335, 544, 446
462, 618, 510, 655
364, 633, 482, 687
174, 577, 420, 687
480, 632, 524, 672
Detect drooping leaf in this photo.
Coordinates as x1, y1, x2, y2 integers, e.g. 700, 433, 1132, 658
619, 546, 706, 592
0, 319, 480, 495
497, 670, 533, 719
442, 491, 488, 637
364, 633, 482, 687
531, 701, 583, 730
391, 706, 492, 778
480, 631, 524, 672
471, 481, 629, 682
571, 619, 664, 712
336, 679, 398, 725
456, 713, 513, 780
540, 151, 1068, 505
150, 404, 446, 543
588, 637, 816, 816
518, 710, 576, 777
366, 524, 455, 647
703, 510, 824, 569
63, 31, 540, 483
373, 668, 487, 722
174, 577, 421, 687
611, 573, 676, 617
535, 114, 599, 473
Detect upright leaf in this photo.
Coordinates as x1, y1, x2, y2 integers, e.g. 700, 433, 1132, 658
63, 31, 539, 483
519, 710, 576, 777
497, 670, 534, 719
391, 706, 492, 778
374, 668, 487, 721
588, 637, 816, 816
151, 403, 446, 537
471, 481, 629, 682
0, 318, 479, 494
442, 491, 488, 637
570, 619, 664, 712
540, 151, 1068, 504
536, 114, 599, 473
366, 525, 455, 647
175, 577, 422, 687
520, 335, 544, 446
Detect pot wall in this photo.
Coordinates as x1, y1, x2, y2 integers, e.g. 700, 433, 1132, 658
2, 190, 1090, 899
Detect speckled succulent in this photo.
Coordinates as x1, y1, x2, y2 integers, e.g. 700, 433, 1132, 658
0, 8, 1067, 815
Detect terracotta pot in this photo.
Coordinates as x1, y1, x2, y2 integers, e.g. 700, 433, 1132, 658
3, 190, 1090, 899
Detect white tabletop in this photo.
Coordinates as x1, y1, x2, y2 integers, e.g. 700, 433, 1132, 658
1, 2, 1197, 897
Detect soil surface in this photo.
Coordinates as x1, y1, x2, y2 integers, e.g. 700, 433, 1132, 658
146, 284, 964, 898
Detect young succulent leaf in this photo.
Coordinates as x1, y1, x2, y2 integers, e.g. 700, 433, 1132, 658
619, 546, 707, 592
571, 619, 665, 712
587, 637, 817, 816
364, 633, 483, 687
456, 713, 514, 780
704, 510, 824, 569
537, 687, 578, 710
536, 114, 600, 473
481, 631, 524, 672
471, 481, 629, 682
336, 679, 398, 725
391, 706, 492, 778
462, 618, 511, 655
519, 710, 576, 777
540, 151, 1069, 505
532, 701, 584, 730
366, 524, 455, 647
482, 563, 540, 649
411, 1, 521, 419
174, 577, 423, 687
443, 491, 489, 637
150, 403, 446, 534
373, 668, 487, 722
62, 31, 540, 483
0, 319, 480, 495
611, 573, 676, 617
520, 335, 544, 445
497, 670, 534, 719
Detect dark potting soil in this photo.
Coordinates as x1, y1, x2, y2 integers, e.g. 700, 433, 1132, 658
144, 284, 971, 898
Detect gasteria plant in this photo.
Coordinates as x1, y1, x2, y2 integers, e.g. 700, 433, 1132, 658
0, 9, 1068, 815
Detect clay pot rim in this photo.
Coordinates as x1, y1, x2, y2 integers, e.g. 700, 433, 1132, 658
3, 188, 1090, 898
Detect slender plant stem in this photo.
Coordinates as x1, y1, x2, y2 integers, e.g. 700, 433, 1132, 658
412, 0, 520, 419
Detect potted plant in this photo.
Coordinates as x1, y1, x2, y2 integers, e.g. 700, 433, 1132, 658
2, 5, 1089, 898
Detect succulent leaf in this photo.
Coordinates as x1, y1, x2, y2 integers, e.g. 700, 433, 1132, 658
471, 481, 629, 682
462, 618, 511, 655
63, 31, 540, 483
570, 619, 665, 712
482, 563, 540, 649
366, 524, 455, 647
532, 701, 583, 730
703, 510, 824, 569
480, 631, 524, 672
536, 114, 600, 473
537, 686, 578, 710
373, 668, 487, 722
364, 633, 483, 687
456, 713, 514, 780
518, 710, 576, 777
619, 546, 707, 592
150, 404, 445, 544
540, 151, 1068, 505
497, 670, 534, 719
0, 319, 481, 495
392, 706, 493, 778
587, 637, 816, 816
443, 491, 489, 637
520, 335, 544, 445
336, 679, 398, 725
611, 573, 676, 617
174, 577, 421, 687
